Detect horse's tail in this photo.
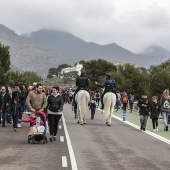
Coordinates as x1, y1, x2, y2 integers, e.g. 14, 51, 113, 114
80, 93, 86, 119
104, 93, 112, 120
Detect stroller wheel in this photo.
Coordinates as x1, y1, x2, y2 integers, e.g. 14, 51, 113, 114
43, 140, 45, 144
28, 138, 30, 143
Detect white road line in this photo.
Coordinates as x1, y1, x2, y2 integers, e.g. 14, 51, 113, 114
59, 125, 62, 129
62, 156, 68, 167
112, 114, 170, 145
62, 115, 78, 170
60, 136, 64, 142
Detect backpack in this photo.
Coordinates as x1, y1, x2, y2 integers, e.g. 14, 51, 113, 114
123, 97, 127, 103
90, 102, 96, 108
163, 100, 170, 109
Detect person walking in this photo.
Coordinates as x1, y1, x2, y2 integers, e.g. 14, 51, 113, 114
121, 92, 128, 111
128, 92, 135, 113
160, 89, 170, 131
26, 83, 47, 112
47, 86, 63, 142
0, 86, 11, 127
137, 93, 150, 131
11, 98, 21, 131
150, 96, 160, 132
89, 98, 98, 119
95, 90, 100, 105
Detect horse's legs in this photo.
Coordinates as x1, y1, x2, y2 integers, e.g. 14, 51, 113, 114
83, 116, 86, 124
107, 107, 113, 126
77, 106, 80, 123
79, 107, 84, 125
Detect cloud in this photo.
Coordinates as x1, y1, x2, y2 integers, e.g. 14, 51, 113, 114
0, 0, 170, 53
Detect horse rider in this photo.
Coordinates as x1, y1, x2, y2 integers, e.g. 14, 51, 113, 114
73, 71, 89, 108
95, 73, 116, 110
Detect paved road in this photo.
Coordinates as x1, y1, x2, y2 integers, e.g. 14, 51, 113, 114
0, 115, 71, 170
63, 103, 170, 170
1, 103, 170, 170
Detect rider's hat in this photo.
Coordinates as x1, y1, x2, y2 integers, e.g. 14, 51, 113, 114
105, 73, 111, 78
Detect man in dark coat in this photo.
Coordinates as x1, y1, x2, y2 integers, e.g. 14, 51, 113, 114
95, 73, 116, 109
0, 86, 12, 127
72, 71, 89, 108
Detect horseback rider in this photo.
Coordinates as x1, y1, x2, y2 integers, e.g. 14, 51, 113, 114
73, 71, 89, 107
95, 73, 116, 109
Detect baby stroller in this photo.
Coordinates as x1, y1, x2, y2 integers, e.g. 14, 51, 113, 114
23, 111, 48, 144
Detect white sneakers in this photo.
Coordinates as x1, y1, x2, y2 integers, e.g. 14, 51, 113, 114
153, 127, 158, 132
17, 123, 21, 128
156, 127, 158, 132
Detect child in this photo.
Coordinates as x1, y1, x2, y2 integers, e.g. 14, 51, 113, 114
89, 98, 97, 119
137, 93, 150, 131
121, 92, 128, 111
150, 96, 160, 132
20, 111, 46, 126
11, 98, 21, 131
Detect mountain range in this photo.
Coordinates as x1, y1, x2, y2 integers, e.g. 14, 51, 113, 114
0, 24, 170, 76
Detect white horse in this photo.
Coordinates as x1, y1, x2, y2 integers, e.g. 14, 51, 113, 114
75, 90, 90, 125
103, 92, 116, 126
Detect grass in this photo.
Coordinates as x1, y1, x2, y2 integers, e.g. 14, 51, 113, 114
113, 109, 170, 140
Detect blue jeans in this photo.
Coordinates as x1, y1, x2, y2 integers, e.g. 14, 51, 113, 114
162, 112, 169, 129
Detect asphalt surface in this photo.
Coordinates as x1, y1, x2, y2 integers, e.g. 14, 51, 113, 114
0, 114, 71, 170
63, 103, 170, 170
1, 104, 170, 170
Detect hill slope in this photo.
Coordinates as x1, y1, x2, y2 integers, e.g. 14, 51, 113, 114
22, 29, 148, 67
0, 25, 73, 76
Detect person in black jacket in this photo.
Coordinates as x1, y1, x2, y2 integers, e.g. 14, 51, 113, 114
95, 73, 116, 109
47, 86, 63, 142
0, 93, 3, 124
137, 93, 150, 131
1, 86, 12, 127
150, 96, 160, 132
11, 98, 21, 131
73, 71, 89, 107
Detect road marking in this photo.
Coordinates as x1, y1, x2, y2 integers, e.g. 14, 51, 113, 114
62, 156, 68, 167
62, 115, 78, 170
112, 114, 170, 145
59, 125, 62, 129
60, 136, 64, 142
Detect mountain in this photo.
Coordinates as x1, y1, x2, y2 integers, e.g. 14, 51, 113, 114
0, 24, 73, 76
1, 24, 169, 77
21, 29, 149, 67
139, 45, 170, 66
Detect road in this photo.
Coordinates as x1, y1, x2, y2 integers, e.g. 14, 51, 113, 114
1, 103, 170, 170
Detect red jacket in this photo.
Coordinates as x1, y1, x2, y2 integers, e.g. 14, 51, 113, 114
21, 111, 46, 126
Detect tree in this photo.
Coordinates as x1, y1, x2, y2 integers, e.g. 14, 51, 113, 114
149, 61, 170, 97
5, 70, 41, 87
83, 59, 117, 90
47, 64, 72, 78
0, 43, 11, 85
113, 64, 150, 99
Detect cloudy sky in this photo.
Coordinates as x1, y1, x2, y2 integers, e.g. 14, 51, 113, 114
0, 0, 170, 53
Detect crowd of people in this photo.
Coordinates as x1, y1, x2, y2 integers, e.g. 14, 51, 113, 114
0, 72, 170, 142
